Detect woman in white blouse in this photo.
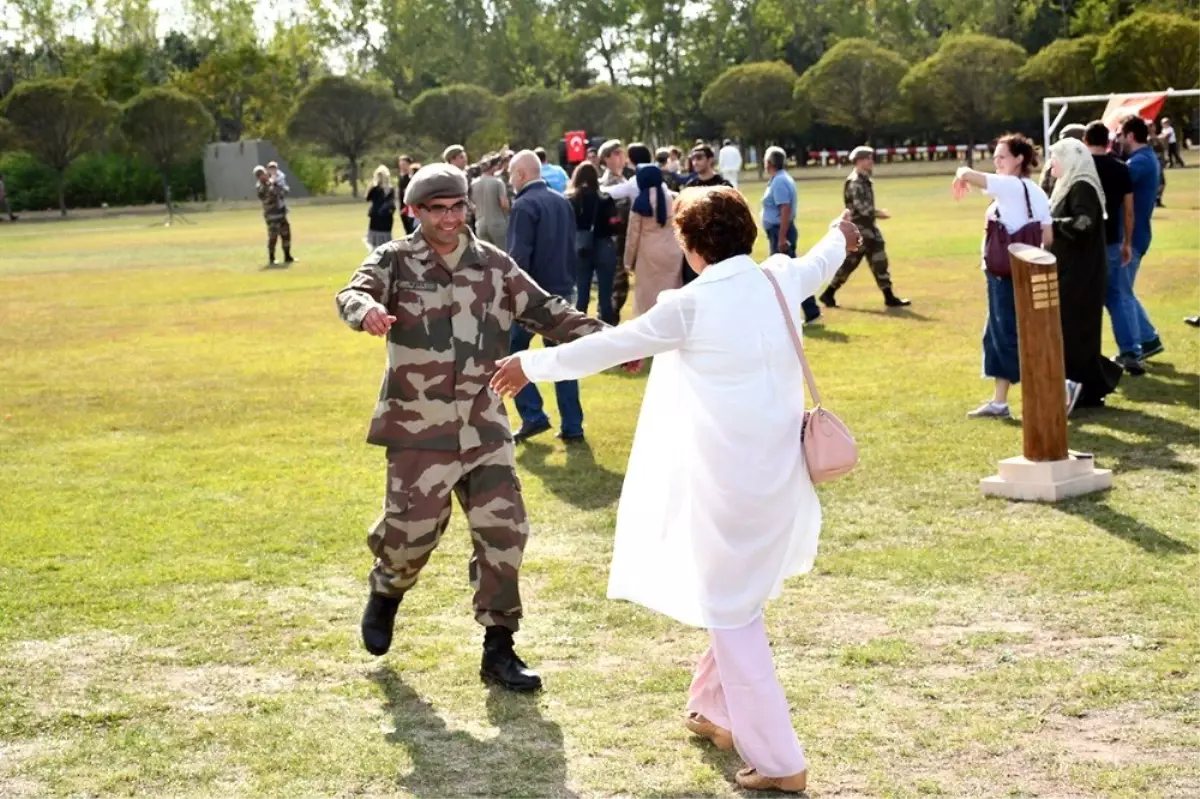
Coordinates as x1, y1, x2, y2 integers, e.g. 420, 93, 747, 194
492, 187, 861, 794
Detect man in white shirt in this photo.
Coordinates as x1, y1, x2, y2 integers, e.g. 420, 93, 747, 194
1160, 117, 1186, 168
718, 139, 743, 189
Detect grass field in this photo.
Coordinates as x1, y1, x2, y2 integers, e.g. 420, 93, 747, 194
1, 171, 1197, 798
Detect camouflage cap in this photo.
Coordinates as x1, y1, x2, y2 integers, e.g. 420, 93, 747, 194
404, 163, 469, 206
850, 146, 875, 162
253, 164, 266, 174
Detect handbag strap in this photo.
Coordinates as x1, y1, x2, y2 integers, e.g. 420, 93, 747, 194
761, 268, 821, 406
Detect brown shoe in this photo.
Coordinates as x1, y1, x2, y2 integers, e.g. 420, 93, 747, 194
684, 712, 733, 750
735, 767, 807, 793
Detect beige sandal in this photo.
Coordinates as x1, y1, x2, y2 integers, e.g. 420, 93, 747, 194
735, 767, 807, 793
684, 712, 734, 750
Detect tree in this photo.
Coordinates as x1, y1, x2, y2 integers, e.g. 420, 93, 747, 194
1017, 35, 1101, 101
286, 75, 402, 198
0, 78, 114, 215
121, 87, 214, 223
1094, 11, 1200, 93
177, 46, 274, 142
502, 86, 561, 149
900, 35, 1027, 166
701, 61, 805, 177
796, 38, 909, 142
410, 84, 498, 150
559, 84, 637, 141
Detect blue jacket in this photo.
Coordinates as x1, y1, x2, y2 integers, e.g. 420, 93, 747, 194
540, 163, 570, 194
506, 180, 577, 296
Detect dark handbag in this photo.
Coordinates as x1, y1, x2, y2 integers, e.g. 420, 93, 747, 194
574, 194, 600, 254
984, 180, 1042, 278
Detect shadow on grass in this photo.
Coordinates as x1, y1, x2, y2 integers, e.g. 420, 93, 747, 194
1056, 498, 1197, 555
1119, 362, 1200, 409
800, 324, 850, 343
834, 305, 937, 323
517, 439, 625, 510
1068, 405, 1198, 474
372, 665, 576, 798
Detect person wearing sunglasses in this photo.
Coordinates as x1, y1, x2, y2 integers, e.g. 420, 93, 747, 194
335, 162, 607, 693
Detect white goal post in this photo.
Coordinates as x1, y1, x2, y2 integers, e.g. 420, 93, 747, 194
1043, 88, 1200, 154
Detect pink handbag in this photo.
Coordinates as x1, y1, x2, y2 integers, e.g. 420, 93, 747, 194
762, 269, 859, 484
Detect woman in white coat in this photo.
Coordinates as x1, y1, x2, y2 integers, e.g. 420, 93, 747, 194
492, 187, 861, 793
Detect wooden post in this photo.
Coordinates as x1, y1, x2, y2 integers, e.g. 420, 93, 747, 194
1009, 243, 1068, 462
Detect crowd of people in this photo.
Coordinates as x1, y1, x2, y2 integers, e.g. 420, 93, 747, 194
300, 111, 1189, 796
955, 115, 1170, 420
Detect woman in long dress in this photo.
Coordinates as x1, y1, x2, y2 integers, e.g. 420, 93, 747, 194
492, 187, 861, 794
625, 164, 683, 316
1047, 138, 1123, 409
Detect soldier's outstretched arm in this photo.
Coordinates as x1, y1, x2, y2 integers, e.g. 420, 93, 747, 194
336, 247, 393, 332
505, 261, 607, 343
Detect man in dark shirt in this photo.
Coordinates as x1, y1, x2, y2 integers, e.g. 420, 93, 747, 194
396, 155, 416, 234
1084, 122, 1141, 374
685, 145, 732, 188
505, 150, 590, 443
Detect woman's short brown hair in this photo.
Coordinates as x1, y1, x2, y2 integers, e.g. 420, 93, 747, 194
674, 186, 757, 265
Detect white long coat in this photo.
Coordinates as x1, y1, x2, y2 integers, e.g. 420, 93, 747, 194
517, 227, 848, 629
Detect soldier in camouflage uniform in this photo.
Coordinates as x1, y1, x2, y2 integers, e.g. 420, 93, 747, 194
254, 165, 295, 267
335, 163, 606, 692
819, 147, 910, 309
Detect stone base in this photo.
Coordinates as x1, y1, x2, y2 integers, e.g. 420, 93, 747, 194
980, 455, 1112, 502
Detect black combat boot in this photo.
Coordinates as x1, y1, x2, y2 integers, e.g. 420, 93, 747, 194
267, 246, 277, 267
883, 289, 911, 307
361, 592, 401, 656
819, 287, 839, 308
283, 247, 295, 264
480, 626, 542, 692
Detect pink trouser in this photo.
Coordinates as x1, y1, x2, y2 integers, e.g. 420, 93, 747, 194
686, 614, 807, 778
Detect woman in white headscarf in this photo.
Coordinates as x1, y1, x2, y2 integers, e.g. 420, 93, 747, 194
1048, 137, 1123, 411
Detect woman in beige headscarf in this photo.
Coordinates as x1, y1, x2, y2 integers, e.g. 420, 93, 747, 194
1047, 137, 1122, 412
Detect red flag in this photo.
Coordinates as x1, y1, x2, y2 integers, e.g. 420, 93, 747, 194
1102, 93, 1167, 132
564, 130, 587, 163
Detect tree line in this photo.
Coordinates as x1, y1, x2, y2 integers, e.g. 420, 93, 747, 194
1, 1, 1197, 213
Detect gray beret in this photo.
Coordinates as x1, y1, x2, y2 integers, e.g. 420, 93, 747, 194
403, 163, 469, 206
850, 146, 875, 162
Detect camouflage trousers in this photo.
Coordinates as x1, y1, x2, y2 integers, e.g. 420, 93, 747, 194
368, 441, 528, 630
265, 215, 291, 252
828, 229, 892, 293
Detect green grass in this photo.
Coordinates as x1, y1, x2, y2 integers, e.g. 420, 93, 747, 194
1, 170, 1197, 798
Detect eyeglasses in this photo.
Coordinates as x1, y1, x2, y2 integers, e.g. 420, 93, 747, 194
419, 201, 469, 220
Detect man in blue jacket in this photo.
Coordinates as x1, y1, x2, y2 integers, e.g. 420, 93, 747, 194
506, 150, 591, 442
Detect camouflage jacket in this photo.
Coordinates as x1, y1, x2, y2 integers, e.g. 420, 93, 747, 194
844, 170, 881, 236
256, 181, 287, 221
336, 229, 608, 451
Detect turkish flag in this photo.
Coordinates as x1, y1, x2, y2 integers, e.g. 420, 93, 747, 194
1102, 94, 1167, 132
565, 130, 587, 163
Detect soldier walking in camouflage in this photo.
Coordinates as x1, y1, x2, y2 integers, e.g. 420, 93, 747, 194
335, 163, 606, 692
819, 147, 910, 309
254, 165, 295, 267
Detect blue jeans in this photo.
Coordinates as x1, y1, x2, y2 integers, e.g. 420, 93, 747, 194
1105, 245, 1157, 356
982, 273, 1020, 383
510, 320, 583, 437
575, 238, 617, 325
765, 224, 821, 321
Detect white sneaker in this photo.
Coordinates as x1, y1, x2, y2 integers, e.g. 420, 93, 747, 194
967, 401, 1011, 419
1066, 380, 1084, 416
